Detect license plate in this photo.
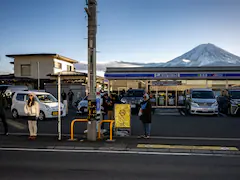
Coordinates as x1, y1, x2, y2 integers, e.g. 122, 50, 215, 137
202, 108, 209, 112
131, 104, 136, 108
52, 111, 58, 116
84, 108, 88, 112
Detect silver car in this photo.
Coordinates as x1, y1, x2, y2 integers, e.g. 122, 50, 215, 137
186, 88, 218, 115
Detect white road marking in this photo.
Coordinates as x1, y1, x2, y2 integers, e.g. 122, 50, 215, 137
0, 147, 239, 157
141, 136, 240, 141
155, 113, 180, 115
6, 119, 27, 130
8, 133, 70, 136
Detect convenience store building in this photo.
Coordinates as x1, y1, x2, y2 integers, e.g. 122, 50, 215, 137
104, 66, 240, 108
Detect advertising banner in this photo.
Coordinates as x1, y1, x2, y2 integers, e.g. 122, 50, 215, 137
114, 104, 131, 128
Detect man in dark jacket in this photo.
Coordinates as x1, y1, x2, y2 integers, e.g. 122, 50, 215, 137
217, 89, 230, 115
68, 90, 74, 107
0, 90, 8, 135
139, 93, 152, 139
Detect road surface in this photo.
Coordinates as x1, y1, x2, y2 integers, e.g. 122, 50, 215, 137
0, 150, 240, 180
1, 108, 240, 138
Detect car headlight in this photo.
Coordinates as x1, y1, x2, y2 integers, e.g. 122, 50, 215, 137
212, 102, 218, 107
45, 105, 51, 110
121, 99, 127, 104
191, 102, 199, 107
230, 100, 237, 105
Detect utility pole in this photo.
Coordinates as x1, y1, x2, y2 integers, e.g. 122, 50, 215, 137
85, 0, 97, 141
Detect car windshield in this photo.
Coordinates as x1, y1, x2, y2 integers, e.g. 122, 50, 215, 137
126, 90, 144, 97
36, 94, 57, 103
192, 91, 215, 99
229, 91, 240, 99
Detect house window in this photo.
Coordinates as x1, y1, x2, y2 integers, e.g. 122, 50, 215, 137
67, 65, 72, 71
54, 62, 62, 69
21, 64, 31, 76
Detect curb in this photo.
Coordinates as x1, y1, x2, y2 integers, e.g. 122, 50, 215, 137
1, 145, 239, 156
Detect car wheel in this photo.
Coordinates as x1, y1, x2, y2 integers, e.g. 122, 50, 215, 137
12, 109, 19, 119
38, 111, 45, 121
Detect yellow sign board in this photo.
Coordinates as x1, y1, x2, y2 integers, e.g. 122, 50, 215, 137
114, 104, 131, 128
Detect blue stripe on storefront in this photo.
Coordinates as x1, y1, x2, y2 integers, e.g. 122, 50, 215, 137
104, 74, 155, 78
105, 73, 240, 78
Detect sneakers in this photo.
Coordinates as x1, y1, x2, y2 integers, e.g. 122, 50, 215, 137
137, 135, 145, 139
144, 136, 150, 139
4, 132, 9, 136
138, 135, 150, 139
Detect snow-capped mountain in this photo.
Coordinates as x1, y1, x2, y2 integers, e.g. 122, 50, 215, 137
74, 43, 240, 76
164, 43, 240, 67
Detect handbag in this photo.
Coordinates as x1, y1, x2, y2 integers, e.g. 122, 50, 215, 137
138, 108, 142, 116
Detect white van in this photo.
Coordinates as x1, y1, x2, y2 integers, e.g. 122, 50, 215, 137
11, 91, 66, 120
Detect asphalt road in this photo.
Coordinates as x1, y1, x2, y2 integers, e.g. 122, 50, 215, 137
0, 150, 240, 180
1, 108, 240, 138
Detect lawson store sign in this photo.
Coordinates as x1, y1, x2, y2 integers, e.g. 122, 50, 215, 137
104, 72, 240, 79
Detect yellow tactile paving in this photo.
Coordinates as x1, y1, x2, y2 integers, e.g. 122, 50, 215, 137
137, 144, 239, 151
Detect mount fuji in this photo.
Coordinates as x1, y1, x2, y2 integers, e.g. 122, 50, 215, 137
74, 43, 240, 76
163, 43, 240, 67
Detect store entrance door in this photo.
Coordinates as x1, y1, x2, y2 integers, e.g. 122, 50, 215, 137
149, 81, 185, 108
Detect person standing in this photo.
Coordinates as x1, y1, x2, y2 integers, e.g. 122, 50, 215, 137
107, 94, 114, 120
68, 90, 74, 108
138, 93, 152, 139
102, 93, 109, 120
61, 90, 67, 102
24, 93, 40, 140
0, 90, 8, 135
217, 89, 230, 115
61, 90, 68, 115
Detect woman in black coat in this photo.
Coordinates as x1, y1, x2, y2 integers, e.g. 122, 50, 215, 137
138, 93, 152, 139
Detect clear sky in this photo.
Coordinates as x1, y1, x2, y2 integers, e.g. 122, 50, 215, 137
0, 0, 240, 74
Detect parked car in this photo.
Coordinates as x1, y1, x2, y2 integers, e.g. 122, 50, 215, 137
77, 93, 121, 114
77, 96, 88, 114
228, 89, 240, 115
11, 91, 66, 120
185, 88, 218, 115
120, 89, 145, 112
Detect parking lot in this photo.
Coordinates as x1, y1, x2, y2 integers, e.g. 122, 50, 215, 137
1, 108, 240, 139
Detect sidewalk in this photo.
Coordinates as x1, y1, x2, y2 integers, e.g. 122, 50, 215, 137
0, 134, 240, 156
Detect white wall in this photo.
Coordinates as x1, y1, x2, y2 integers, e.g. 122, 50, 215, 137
14, 56, 54, 79
53, 59, 74, 74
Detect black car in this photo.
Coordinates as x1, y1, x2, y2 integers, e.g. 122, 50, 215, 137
120, 89, 145, 112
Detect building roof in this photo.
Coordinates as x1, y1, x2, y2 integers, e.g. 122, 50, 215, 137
6, 53, 79, 64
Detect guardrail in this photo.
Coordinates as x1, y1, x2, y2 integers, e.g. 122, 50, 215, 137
70, 119, 88, 140
98, 120, 115, 141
